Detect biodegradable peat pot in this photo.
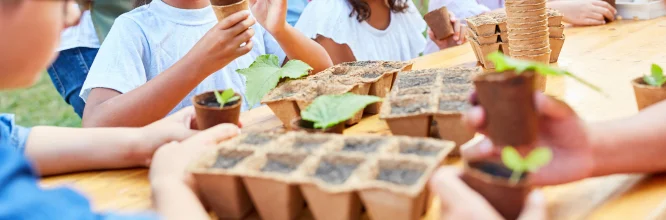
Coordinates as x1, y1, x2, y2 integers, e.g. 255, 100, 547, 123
549, 36, 565, 63
193, 91, 241, 130
424, 6, 454, 40
347, 83, 371, 125
300, 184, 361, 220
385, 115, 432, 137
289, 117, 345, 134
243, 177, 305, 220
632, 77, 666, 110
210, 0, 249, 21
360, 188, 428, 220
195, 173, 253, 219
473, 71, 538, 148
461, 161, 530, 220
365, 71, 396, 114
433, 114, 475, 152
265, 100, 301, 129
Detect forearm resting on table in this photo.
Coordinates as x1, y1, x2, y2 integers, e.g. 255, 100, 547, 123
25, 126, 145, 176
152, 181, 209, 220
82, 57, 208, 127
273, 25, 333, 73
589, 101, 666, 176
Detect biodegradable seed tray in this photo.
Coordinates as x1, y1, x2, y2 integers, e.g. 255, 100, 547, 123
380, 67, 480, 155
262, 61, 413, 128
190, 132, 455, 220
466, 9, 565, 68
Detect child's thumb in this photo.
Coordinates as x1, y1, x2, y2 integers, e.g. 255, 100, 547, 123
518, 190, 547, 220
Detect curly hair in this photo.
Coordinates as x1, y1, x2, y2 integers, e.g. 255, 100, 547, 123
347, 0, 409, 22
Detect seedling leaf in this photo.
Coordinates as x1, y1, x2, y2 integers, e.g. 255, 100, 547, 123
524, 147, 553, 172
213, 88, 239, 108
501, 146, 525, 172
213, 90, 225, 106
300, 93, 381, 129
237, 55, 313, 108
644, 64, 666, 87
487, 52, 602, 92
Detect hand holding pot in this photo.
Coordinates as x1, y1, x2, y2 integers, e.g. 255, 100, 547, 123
429, 167, 547, 220
463, 92, 595, 186
429, 13, 466, 50
185, 10, 256, 76
249, 0, 287, 35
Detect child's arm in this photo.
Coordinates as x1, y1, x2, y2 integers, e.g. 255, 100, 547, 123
250, 0, 333, 72
546, 0, 616, 26
82, 12, 255, 127
25, 107, 198, 176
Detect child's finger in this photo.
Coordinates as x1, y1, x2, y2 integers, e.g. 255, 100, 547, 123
581, 17, 605, 26
229, 17, 257, 36
453, 20, 461, 41
535, 92, 577, 120
593, 4, 615, 21
460, 136, 496, 160
463, 106, 486, 130
182, 123, 240, 146
236, 40, 254, 56
585, 11, 605, 21
232, 28, 255, 48
517, 190, 547, 220
216, 10, 250, 30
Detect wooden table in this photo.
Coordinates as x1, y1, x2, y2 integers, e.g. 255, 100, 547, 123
42, 18, 666, 219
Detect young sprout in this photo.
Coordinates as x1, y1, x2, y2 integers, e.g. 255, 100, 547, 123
643, 64, 666, 87
300, 93, 382, 130
487, 52, 601, 92
213, 88, 240, 108
501, 146, 553, 185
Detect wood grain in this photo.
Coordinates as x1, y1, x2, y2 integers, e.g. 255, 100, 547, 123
41, 18, 666, 219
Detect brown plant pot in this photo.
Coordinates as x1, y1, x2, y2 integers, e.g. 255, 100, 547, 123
385, 114, 432, 137
243, 177, 305, 220
265, 100, 301, 129
433, 114, 475, 152
461, 161, 530, 220
289, 117, 345, 134
194, 173, 254, 219
473, 71, 538, 148
300, 184, 362, 220
425, 6, 454, 40
365, 72, 395, 114
211, 0, 249, 21
632, 77, 666, 110
193, 91, 242, 130
359, 188, 428, 220
347, 83, 371, 125
549, 36, 565, 63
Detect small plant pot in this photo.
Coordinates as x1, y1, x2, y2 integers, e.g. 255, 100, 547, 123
425, 6, 454, 40
346, 83, 371, 125
385, 114, 433, 137
243, 177, 305, 220
265, 100, 301, 129
300, 184, 362, 220
210, 0, 249, 21
365, 72, 395, 114
360, 188, 428, 220
433, 114, 475, 152
289, 117, 345, 134
194, 173, 253, 219
549, 36, 565, 64
632, 77, 666, 110
461, 161, 530, 220
192, 91, 242, 130
473, 71, 538, 148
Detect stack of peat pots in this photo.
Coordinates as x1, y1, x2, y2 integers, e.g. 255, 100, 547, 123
189, 132, 455, 220
261, 61, 413, 128
379, 66, 480, 155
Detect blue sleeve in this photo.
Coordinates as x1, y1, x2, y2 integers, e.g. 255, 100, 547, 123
0, 140, 159, 220
0, 114, 31, 153
286, 0, 308, 26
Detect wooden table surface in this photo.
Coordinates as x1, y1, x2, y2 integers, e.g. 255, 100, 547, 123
42, 18, 666, 219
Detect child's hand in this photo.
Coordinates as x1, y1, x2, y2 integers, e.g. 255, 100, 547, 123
553, 0, 616, 26
462, 92, 595, 186
186, 11, 256, 76
132, 107, 199, 166
149, 124, 240, 189
249, 0, 288, 35
429, 167, 546, 220
429, 13, 467, 50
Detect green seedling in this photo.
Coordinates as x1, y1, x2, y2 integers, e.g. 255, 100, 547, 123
487, 52, 601, 92
300, 93, 382, 129
237, 54, 313, 109
643, 64, 666, 87
501, 146, 553, 185
213, 88, 240, 108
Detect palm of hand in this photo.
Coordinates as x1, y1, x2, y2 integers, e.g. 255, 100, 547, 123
249, 0, 287, 33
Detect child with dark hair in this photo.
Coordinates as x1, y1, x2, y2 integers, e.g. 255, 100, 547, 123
295, 0, 462, 64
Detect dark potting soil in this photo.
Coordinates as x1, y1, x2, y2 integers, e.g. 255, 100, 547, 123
342, 61, 382, 67
241, 133, 274, 146
396, 74, 436, 89
397, 88, 432, 96
441, 85, 472, 94
361, 71, 383, 79
391, 101, 429, 115
198, 95, 239, 108
471, 162, 527, 180
342, 139, 384, 153
441, 74, 471, 84
377, 168, 424, 186
212, 155, 247, 169
382, 62, 408, 70
400, 142, 442, 157
314, 161, 359, 184
261, 160, 299, 174
439, 100, 470, 112
294, 138, 329, 152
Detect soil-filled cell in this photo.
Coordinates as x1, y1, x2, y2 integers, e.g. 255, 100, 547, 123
240, 133, 277, 146
390, 99, 431, 115
399, 141, 443, 157
342, 138, 385, 153
377, 168, 424, 186
314, 161, 359, 185
293, 136, 331, 152
396, 74, 437, 89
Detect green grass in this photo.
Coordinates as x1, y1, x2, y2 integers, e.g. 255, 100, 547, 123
0, 72, 81, 127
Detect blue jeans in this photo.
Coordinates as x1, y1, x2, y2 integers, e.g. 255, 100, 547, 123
47, 47, 99, 117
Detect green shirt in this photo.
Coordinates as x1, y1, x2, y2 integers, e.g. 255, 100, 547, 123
89, 0, 134, 43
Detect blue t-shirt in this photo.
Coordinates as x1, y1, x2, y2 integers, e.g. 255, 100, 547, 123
0, 114, 158, 219
287, 0, 308, 26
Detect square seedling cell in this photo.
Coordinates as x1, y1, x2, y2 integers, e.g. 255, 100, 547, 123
382, 61, 411, 71
239, 133, 279, 147
260, 152, 308, 174
340, 60, 384, 67
212, 149, 255, 169
375, 159, 428, 186
396, 73, 437, 90
314, 155, 365, 185
398, 139, 445, 158
396, 87, 434, 97
341, 137, 386, 153
390, 97, 433, 115
292, 135, 333, 153
438, 95, 471, 113
441, 84, 473, 95
265, 80, 315, 102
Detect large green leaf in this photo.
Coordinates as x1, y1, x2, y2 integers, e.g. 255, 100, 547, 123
644, 64, 666, 87
236, 55, 312, 108
501, 146, 525, 172
300, 93, 381, 129
524, 147, 553, 172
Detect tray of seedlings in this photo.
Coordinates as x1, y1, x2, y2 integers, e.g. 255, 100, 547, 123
189, 131, 455, 220
262, 61, 413, 128
466, 9, 565, 69
379, 66, 480, 154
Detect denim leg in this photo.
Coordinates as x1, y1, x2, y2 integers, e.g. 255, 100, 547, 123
46, 47, 99, 118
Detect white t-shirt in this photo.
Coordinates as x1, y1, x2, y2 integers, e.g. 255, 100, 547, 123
295, 0, 426, 61
81, 0, 286, 113
58, 10, 100, 51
